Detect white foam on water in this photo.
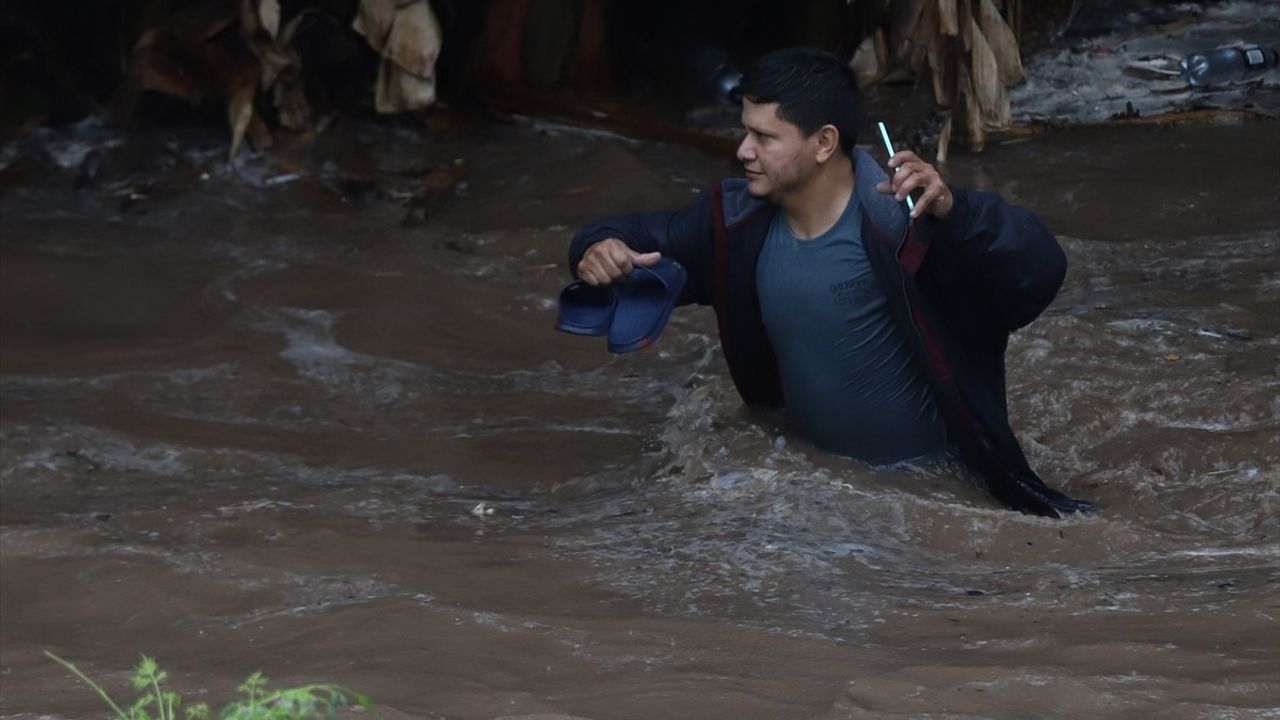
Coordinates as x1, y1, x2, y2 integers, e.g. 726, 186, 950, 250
541, 317, 1279, 633
210, 255, 286, 303
0, 363, 237, 394
0, 426, 189, 482
255, 307, 426, 406
1161, 544, 1280, 561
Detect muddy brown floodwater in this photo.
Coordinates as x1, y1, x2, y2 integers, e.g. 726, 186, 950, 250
2, 115, 1278, 720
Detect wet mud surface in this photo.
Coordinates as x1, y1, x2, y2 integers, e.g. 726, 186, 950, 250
2, 116, 1279, 719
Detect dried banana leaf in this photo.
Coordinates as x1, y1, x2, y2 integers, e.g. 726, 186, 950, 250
978, 0, 1023, 86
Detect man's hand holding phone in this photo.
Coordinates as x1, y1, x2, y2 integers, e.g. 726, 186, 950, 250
876, 150, 955, 220
875, 122, 954, 220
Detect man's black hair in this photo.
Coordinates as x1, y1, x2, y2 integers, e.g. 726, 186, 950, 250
740, 47, 863, 158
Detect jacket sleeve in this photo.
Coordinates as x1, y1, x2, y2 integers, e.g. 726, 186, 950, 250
924, 188, 1067, 332
567, 188, 715, 306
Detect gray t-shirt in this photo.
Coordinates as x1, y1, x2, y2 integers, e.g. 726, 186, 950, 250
756, 193, 948, 464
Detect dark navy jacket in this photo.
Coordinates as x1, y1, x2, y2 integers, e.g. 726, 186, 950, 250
569, 149, 1095, 517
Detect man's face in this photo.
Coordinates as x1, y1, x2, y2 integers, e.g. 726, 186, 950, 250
736, 99, 816, 201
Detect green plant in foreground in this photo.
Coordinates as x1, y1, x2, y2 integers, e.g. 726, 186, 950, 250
45, 651, 371, 719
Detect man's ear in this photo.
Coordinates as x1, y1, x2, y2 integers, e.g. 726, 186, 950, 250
814, 124, 841, 164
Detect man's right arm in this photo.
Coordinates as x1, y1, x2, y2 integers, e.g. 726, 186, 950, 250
568, 187, 716, 306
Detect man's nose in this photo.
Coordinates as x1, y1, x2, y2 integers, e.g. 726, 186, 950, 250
736, 136, 754, 163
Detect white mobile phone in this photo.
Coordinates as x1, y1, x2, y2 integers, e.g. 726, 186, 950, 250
876, 121, 914, 213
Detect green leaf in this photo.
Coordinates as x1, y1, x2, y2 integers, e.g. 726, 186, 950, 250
44, 651, 131, 720
48, 653, 372, 720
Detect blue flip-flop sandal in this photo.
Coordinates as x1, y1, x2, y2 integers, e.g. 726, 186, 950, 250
607, 258, 687, 353
555, 281, 616, 336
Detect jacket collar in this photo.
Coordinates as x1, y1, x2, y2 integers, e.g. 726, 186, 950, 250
854, 147, 909, 241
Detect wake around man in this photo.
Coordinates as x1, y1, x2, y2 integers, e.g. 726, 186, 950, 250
568, 47, 1094, 518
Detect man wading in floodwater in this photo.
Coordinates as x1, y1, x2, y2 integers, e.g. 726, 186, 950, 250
568, 47, 1094, 517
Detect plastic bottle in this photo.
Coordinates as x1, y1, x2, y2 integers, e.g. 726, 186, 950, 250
1180, 45, 1279, 86
694, 48, 743, 104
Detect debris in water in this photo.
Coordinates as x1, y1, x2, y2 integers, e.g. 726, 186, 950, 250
1195, 327, 1254, 342
262, 172, 300, 187
1011, 1, 1280, 125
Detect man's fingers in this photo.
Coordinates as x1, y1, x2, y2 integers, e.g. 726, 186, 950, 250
885, 152, 952, 217
581, 250, 633, 284
912, 185, 942, 218
578, 254, 613, 286
595, 261, 628, 283
606, 246, 636, 277
895, 160, 931, 181
894, 169, 926, 200
890, 162, 920, 190
587, 244, 624, 279
633, 251, 662, 267
587, 260, 628, 285
900, 170, 945, 202
578, 240, 663, 286
888, 150, 919, 169
582, 262, 612, 286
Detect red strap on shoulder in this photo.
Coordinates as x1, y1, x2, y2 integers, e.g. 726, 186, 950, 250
709, 183, 731, 341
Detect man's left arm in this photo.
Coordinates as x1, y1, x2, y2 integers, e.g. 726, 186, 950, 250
880, 151, 1067, 332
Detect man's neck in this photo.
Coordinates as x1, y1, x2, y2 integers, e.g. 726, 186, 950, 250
778, 159, 856, 240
